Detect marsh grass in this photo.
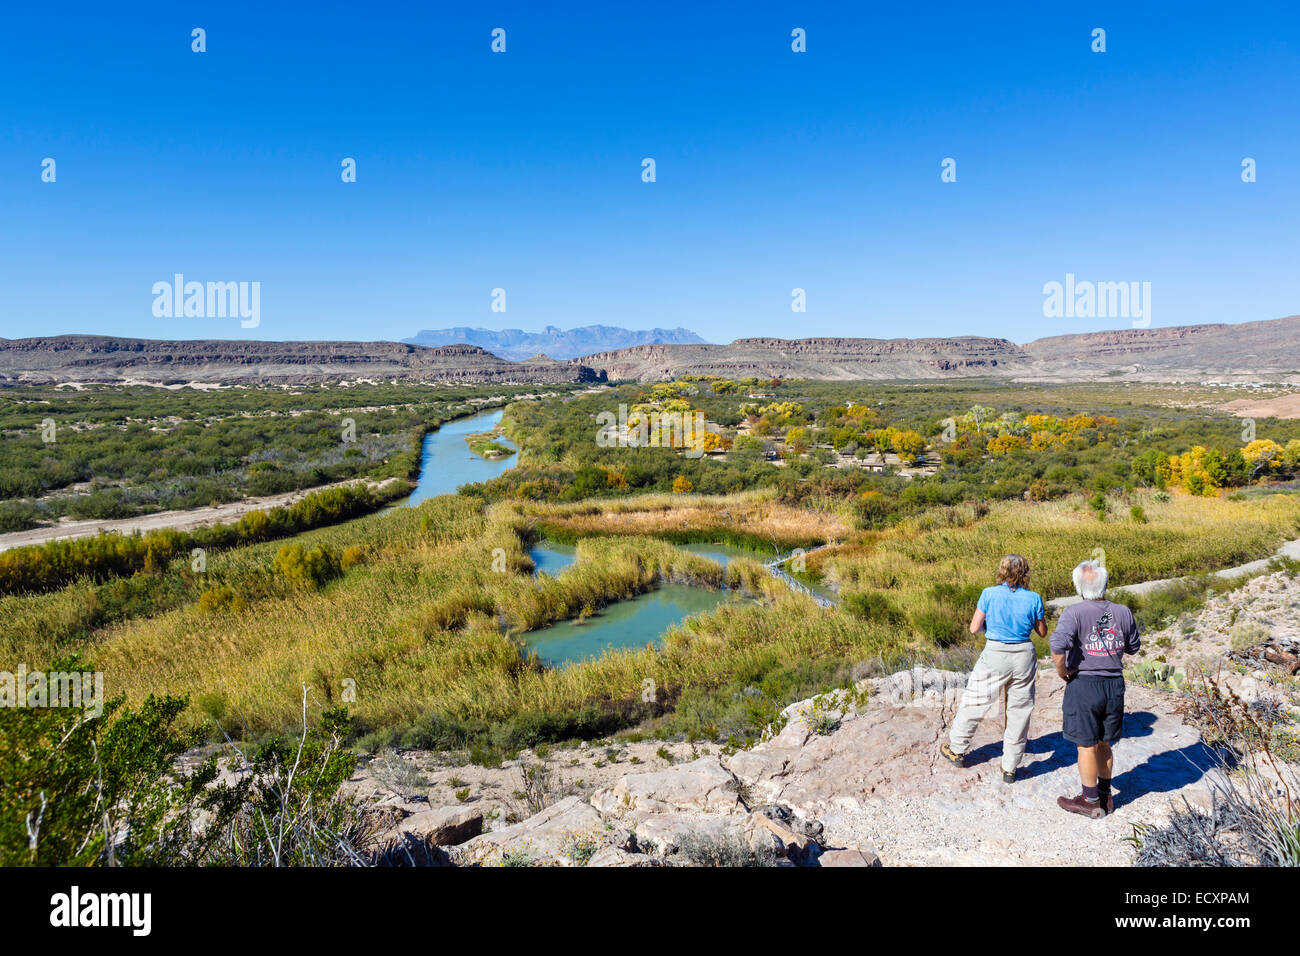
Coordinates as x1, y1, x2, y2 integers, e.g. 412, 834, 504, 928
4, 487, 1296, 760
529, 490, 848, 552
828, 491, 1299, 636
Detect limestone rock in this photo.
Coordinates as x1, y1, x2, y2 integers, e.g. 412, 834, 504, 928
591, 755, 740, 817
586, 846, 664, 867
448, 796, 605, 866
398, 805, 483, 846
815, 847, 882, 867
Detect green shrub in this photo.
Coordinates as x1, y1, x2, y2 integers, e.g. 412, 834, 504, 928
0, 671, 364, 866
841, 590, 906, 624
273, 543, 342, 590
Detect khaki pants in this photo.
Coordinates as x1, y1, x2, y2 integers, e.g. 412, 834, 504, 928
948, 641, 1037, 774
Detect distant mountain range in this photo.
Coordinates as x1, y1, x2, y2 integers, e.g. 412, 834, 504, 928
401, 325, 708, 361
3, 315, 1298, 385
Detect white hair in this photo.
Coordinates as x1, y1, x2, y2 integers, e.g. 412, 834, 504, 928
1073, 561, 1108, 600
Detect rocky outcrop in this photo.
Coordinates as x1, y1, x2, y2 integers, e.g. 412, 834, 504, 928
589, 755, 739, 816
7, 314, 1299, 385
397, 805, 484, 846
0, 335, 602, 385
447, 796, 611, 866
406, 665, 1223, 866
561, 315, 1300, 383
563, 337, 1026, 382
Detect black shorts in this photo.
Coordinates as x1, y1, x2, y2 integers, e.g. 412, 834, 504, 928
1062, 675, 1125, 746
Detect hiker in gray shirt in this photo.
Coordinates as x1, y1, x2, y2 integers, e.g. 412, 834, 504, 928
1049, 560, 1141, 818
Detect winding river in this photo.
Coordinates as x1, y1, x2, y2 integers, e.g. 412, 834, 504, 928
403, 407, 517, 506
404, 407, 808, 667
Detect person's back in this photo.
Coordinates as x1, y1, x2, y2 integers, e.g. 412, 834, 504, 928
941, 555, 1047, 783
977, 582, 1045, 644
1050, 562, 1141, 819
1050, 599, 1140, 676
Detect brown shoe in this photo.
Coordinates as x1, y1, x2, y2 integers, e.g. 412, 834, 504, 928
939, 743, 965, 768
1057, 793, 1106, 819
1099, 792, 1115, 815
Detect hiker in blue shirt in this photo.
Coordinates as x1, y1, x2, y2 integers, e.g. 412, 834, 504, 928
940, 554, 1047, 783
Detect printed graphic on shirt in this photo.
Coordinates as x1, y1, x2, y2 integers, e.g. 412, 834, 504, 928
1083, 610, 1125, 659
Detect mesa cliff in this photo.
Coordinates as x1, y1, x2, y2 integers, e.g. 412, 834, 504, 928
0, 335, 603, 385
3, 314, 1298, 385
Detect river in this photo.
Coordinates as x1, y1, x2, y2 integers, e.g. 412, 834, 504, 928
403, 407, 517, 506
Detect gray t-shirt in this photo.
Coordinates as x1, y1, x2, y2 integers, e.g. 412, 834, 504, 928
1049, 600, 1141, 677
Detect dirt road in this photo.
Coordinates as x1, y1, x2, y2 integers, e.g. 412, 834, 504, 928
0, 477, 406, 553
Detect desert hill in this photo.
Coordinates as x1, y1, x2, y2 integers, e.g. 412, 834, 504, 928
563, 315, 1300, 383
3, 315, 1298, 385
0, 335, 602, 385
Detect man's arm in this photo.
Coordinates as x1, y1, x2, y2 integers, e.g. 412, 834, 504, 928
1125, 612, 1142, 656
1052, 652, 1074, 681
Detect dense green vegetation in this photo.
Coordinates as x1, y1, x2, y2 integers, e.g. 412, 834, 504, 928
0, 482, 402, 596
463, 380, 1300, 531
0, 382, 562, 530
0, 672, 363, 866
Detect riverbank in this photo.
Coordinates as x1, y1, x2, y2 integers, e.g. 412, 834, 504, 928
0, 476, 409, 554
0, 404, 521, 553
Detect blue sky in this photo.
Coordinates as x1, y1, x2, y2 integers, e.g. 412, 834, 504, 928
3, 1, 1297, 345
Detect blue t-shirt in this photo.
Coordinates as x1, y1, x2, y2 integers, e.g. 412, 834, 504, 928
977, 583, 1045, 643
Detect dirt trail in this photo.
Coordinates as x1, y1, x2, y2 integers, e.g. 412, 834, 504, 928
1048, 538, 1300, 610
0, 477, 405, 553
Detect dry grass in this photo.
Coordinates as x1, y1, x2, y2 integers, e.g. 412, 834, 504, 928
6, 486, 1297, 747
528, 489, 849, 550
829, 490, 1300, 620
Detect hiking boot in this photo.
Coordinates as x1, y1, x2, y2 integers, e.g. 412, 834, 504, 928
1099, 792, 1114, 815
939, 743, 965, 768
1057, 793, 1106, 819
1002, 769, 1016, 784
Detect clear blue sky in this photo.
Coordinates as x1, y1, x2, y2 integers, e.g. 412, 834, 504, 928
3, 1, 1297, 345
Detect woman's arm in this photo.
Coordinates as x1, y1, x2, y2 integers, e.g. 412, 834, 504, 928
1034, 618, 1048, 638
969, 609, 986, 635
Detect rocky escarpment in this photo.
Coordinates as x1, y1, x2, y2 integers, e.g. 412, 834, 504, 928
0, 335, 603, 385
7, 314, 1299, 385
1021, 314, 1300, 381
363, 666, 1223, 867
564, 336, 1027, 382
562, 315, 1300, 383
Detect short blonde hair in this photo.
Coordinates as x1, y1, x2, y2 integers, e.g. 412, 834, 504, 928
996, 554, 1031, 589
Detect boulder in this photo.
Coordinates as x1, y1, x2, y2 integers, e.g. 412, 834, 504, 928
590, 756, 740, 816
633, 813, 754, 862
448, 796, 605, 866
815, 847, 882, 867
398, 805, 483, 846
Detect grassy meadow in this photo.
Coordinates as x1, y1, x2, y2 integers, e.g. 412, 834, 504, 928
5, 477, 1297, 756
